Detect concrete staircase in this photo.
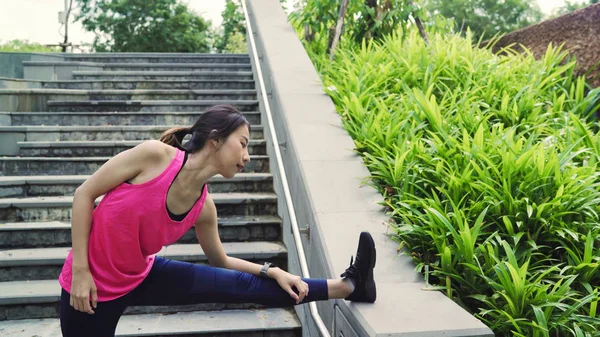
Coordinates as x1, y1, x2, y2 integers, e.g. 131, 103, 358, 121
0, 54, 301, 336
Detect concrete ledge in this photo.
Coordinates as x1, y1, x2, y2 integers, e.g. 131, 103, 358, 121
22, 60, 102, 67
0, 214, 281, 232
0, 192, 278, 208
0, 173, 271, 185
0, 88, 257, 95
74, 70, 253, 75
66, 52, 249, 57
0, 242, 287, 267
103, 62, 252, 68
16, 139, 263, 146
0, 77, 42, 89
0, 279, 59, 305
46, 99, 258, 106
0, 125, 191, 131
246, 1, 494, 336
24, 61, 103, 81
0, 308, 301, 337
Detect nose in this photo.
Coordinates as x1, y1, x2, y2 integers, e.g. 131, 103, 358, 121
243, 150, 250, 163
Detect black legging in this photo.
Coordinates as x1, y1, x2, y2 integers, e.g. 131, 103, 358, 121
60, 257, 329, 337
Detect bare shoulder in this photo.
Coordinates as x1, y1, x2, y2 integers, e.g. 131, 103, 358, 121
135, 139, 175, 162
76, 140, 178, 198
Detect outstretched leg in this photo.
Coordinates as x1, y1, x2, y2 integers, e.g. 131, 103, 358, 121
130, 231, 376, 307
129, 257, 329, 307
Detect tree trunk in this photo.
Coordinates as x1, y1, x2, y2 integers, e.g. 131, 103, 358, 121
407, 1, 429, 45
328, 0, 350, 60
61, 0, 74, 52
304, 24, 315, 42
414, 15, 429, 45
365, 0, 378, 42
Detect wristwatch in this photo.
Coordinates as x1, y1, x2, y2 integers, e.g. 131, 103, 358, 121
259, 262, 276, 278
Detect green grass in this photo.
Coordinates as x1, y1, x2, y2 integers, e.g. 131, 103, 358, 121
303, 29, 600, 336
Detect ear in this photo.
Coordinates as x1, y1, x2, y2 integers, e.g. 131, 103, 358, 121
209, 130, 220, 148
211, 138, 221, 149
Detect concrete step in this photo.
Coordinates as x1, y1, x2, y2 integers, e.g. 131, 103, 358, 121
0, 173, 273, 197
0, 192, 277, 222
0, 241, 288, 282
67, 54, 250, 64
23, 61, 252, 73
0, 279, 269, 321
41, 79, 255, 90
0, 215, 282, 249
1, 111, 262, 126
102, 63, 252, 72
0, 308, 301, 337
17, 139, 266, 157
0, 125, 264, 141
0, 155, 269, 176
73, 70, 254, 81
0, 89, 258, 101
47, 100, 258, 112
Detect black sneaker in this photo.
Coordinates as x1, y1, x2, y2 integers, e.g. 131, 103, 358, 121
340, 231, 376, 303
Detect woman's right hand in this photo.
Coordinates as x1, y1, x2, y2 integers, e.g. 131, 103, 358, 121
70, 268, 98, 314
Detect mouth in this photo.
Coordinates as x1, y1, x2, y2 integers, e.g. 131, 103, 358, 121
236, 164, 244, 172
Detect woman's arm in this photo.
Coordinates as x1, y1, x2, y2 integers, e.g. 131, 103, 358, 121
195, 194, 268, 272
195, 194, 309, 303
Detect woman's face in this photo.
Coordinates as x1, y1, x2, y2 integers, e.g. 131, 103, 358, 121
215, 125, 251, 178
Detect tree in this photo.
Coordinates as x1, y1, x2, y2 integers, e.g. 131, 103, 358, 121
289, 0, 424, 46
74, 0, 211, 52
554, 0, 599, 16
425, 0, 543, 40
213, 0, 247, 53
212, 0, 287, 53
0, 40, 61, 52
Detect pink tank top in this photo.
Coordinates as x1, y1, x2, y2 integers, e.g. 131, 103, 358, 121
59, 148, 209, 301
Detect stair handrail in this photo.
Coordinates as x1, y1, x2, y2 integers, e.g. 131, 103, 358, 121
240, 1, 332, 336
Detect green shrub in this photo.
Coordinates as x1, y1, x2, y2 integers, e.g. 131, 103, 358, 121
0, 40, 61, 52
313, 29, 600, 336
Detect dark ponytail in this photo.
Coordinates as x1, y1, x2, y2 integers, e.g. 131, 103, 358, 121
159, 127, 192, 150
159, 105, 250, 152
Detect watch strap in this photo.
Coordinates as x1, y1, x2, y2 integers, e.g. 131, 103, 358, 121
260, 262, 273, 278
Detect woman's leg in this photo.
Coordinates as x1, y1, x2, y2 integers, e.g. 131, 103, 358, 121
129, 257, 329, 307
131, 231, 376, 307
59, 288, 130, 337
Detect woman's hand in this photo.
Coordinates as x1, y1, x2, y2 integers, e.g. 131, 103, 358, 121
70, 267, 98, 314
272, 269, 309, 304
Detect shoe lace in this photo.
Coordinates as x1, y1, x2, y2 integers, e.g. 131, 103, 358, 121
341, 255, 362, 283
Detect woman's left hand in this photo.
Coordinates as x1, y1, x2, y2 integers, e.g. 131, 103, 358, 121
272, 269, 309, 304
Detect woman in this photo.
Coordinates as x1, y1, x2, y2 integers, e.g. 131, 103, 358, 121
58, 104, 376, 337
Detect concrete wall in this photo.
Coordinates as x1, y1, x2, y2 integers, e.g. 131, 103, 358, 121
492, 3, 600, 87
0, 53, 65, 79
246, 1, 494, 336
0, 53, 102, 80
0, 91, 53, 112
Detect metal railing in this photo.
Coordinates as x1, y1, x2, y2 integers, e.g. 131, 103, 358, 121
240, 1, 332, 337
